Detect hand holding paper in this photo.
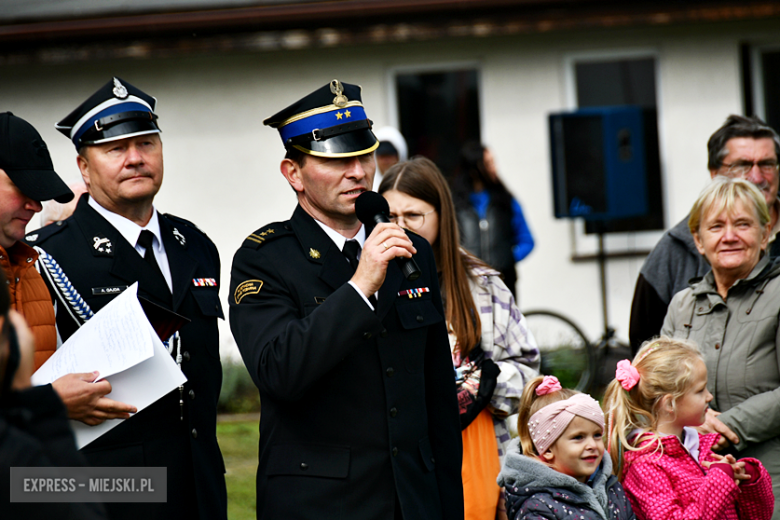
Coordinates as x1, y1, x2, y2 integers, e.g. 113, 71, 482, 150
33, 283, 187, 448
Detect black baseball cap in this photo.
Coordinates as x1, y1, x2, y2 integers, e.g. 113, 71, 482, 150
0, 112, 73, 203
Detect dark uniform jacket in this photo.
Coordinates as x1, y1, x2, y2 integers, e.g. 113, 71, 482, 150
229, 205, 464, 520
26, 195, 227, 520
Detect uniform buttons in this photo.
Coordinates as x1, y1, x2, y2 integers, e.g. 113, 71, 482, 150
363, 332, 372, 340
431, 457, 435, 464
189, 389, 195, 400
416, 315, 424, 323
380, 329, 388, 338
386, 367, 395, 377
56, 221, 63, 226
183, 351, 191, 361
715, 343, 720, 350
15, 277, 19, 283
389, 407, 397, 417
300, 462, 309, 470
392, 447, 398, 457
284, 224, 292, 231
191, 428, 198, 439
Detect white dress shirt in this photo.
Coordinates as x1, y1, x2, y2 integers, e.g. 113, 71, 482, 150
89, 196, 173, 291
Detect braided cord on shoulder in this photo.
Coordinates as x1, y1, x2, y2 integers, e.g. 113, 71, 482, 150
34, 246, 94, 323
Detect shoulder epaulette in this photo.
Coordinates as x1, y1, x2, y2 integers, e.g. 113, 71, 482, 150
241, 222, 292, 250
24, 220, 69, 245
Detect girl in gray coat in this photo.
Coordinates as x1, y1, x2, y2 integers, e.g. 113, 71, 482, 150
497, 376, 635, 520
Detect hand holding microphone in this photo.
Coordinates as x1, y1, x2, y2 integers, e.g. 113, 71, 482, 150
352, 192, 421, 297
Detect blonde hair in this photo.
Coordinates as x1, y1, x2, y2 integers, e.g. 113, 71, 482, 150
688, 175, 770, 235
517, 376, 578, 456
603, 337, 703, 478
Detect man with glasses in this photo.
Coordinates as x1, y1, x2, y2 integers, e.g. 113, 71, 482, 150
629, 114, 780, 354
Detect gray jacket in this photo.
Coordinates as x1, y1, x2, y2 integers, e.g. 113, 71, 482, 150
662, 255, 780, 520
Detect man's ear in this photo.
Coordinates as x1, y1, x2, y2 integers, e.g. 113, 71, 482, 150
280, 158, 304, 193
76, 153, 91, 189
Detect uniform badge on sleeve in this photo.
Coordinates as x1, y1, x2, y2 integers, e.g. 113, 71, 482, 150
235, 279, 263, 304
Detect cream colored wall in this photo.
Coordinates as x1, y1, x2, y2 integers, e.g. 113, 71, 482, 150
2, 19, 778, 356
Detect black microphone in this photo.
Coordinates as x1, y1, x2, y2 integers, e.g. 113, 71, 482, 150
355, 191, 421, 281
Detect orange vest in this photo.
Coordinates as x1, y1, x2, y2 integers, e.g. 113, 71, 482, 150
0, 242, 57, 369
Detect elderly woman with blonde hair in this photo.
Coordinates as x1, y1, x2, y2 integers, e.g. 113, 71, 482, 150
662, 175, 780, 519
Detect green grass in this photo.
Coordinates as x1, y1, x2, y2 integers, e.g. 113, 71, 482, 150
218, 419, 259, 520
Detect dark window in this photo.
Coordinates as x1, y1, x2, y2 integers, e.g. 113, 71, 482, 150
575, 57, 664, 233
395, 69, 480, 178
741, 45, 780, 132
760, 50, 780, 131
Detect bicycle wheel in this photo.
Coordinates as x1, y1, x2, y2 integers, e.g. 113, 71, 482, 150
523, 310, 595, 392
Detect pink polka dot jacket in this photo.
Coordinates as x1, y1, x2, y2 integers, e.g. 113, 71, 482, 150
622, 430, 774, 520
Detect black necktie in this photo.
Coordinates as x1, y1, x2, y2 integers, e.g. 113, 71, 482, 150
343, 240, 377, 308
343, 239, 361, 272
138, 230, 164, 276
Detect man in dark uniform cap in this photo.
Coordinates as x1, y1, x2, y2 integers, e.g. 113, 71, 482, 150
26, 77, 227, 520
229, 80, 464, 520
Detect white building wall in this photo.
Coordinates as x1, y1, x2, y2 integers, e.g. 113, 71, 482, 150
1, 19, 778, 355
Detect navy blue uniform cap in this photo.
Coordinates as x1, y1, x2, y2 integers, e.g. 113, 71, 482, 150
263, 80, 378, 158
55, 77, 161, 150
0, 112, 73, 203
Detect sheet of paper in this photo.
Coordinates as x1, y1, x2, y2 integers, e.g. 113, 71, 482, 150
31, 281, 188, 449
71, 320, 187, 449
32, 283, 153, 385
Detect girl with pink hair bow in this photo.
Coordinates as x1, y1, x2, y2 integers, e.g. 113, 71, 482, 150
603, 337, 774, 520
497, 375, 637, 520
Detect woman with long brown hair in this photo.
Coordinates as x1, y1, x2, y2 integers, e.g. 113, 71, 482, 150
379, 156, 540, 520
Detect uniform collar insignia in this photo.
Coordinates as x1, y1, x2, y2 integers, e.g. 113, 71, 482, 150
92, 235, 113, 256
172, 227, 187, 247
25, 233, 38, 242
309, 248, 321, 259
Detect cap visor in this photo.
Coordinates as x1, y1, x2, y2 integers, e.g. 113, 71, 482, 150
294, 129, 379, 158
10, 170, 74, 203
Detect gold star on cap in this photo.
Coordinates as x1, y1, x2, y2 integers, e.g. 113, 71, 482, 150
344, 110, 351, 118
336, 112, 343, 120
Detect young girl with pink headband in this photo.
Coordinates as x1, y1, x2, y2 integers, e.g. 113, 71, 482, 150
604, 337, 774, 520
497, 375, 636, 520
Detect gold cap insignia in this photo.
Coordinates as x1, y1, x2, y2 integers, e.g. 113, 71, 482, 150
235, 279, 263, 304
330, 79, 348, 107
309, 248, 321, 259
